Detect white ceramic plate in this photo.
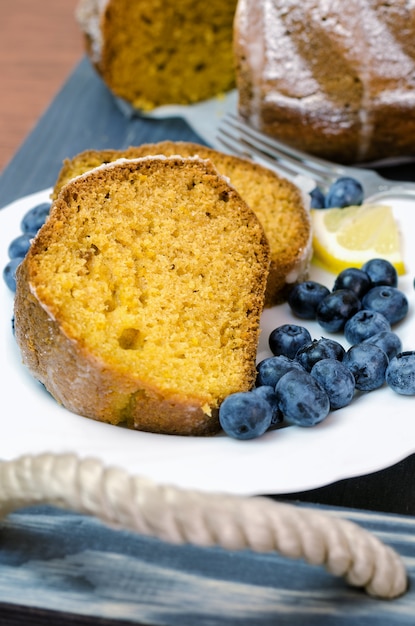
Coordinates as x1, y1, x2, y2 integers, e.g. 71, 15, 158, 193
1, 188, 414, 496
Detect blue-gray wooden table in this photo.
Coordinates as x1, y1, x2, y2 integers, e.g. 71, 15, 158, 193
1, 58, 415, 625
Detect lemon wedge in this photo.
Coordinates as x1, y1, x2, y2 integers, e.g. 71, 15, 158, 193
311, 204, 406, 275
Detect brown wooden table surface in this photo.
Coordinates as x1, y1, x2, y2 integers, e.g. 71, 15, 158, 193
0, 0, 83, 172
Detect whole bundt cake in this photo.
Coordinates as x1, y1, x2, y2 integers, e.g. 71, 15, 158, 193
234, 0, 415, 164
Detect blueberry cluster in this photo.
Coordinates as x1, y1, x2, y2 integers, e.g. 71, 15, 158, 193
288, 259, 408, 332
219, 258, 415, 440
309, 176, 364, 208
3, 202, 51, 292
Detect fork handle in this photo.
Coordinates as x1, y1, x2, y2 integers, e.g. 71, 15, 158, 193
367, 181, 415, 202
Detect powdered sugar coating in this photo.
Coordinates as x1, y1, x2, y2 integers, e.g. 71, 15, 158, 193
235, 0, 415, 161
76, 0, 109, 63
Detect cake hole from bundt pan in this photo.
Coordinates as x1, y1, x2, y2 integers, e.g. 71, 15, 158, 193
118, 328, 145, 350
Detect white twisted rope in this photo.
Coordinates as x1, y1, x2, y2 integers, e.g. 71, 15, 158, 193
0, 453, 407, 599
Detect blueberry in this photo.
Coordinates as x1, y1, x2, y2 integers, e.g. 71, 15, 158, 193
362, 331, 402, 360
316, 289, 361, 332
386, 351, 415, 396
344, 310, 391, 345
333, 267, 372, 298
295, 337, 345, 372
256, 355, 304, 387
3, 257, 21, 292
251, 385, 283, 429
361, 258, 398, 288
219, 392, 273, 439
20, 202, 51, 235
311, 358, 355, 410
324, 177, 364, 208
309, 187, 325, 208
362, 286, 408, 325
275, 369, 330, 427
8, 233, 33, 259
268, 324, 312, 359
342, 343, 388, 391
288, 281, 330, 320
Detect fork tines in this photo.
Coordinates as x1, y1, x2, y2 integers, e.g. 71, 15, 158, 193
217, 114, 347, 189
217, 114, 415, 202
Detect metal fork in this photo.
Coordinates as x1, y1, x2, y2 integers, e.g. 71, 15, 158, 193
216, 113, 415, 202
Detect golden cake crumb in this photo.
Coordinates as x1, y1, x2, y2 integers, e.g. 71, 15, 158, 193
76, 0, 238, 109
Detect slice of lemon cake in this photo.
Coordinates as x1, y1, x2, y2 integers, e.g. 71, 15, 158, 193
14, 156, 270, 436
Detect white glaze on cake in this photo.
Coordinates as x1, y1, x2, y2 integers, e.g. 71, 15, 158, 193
76, 0, 108, 63
235, 0, 415, 161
